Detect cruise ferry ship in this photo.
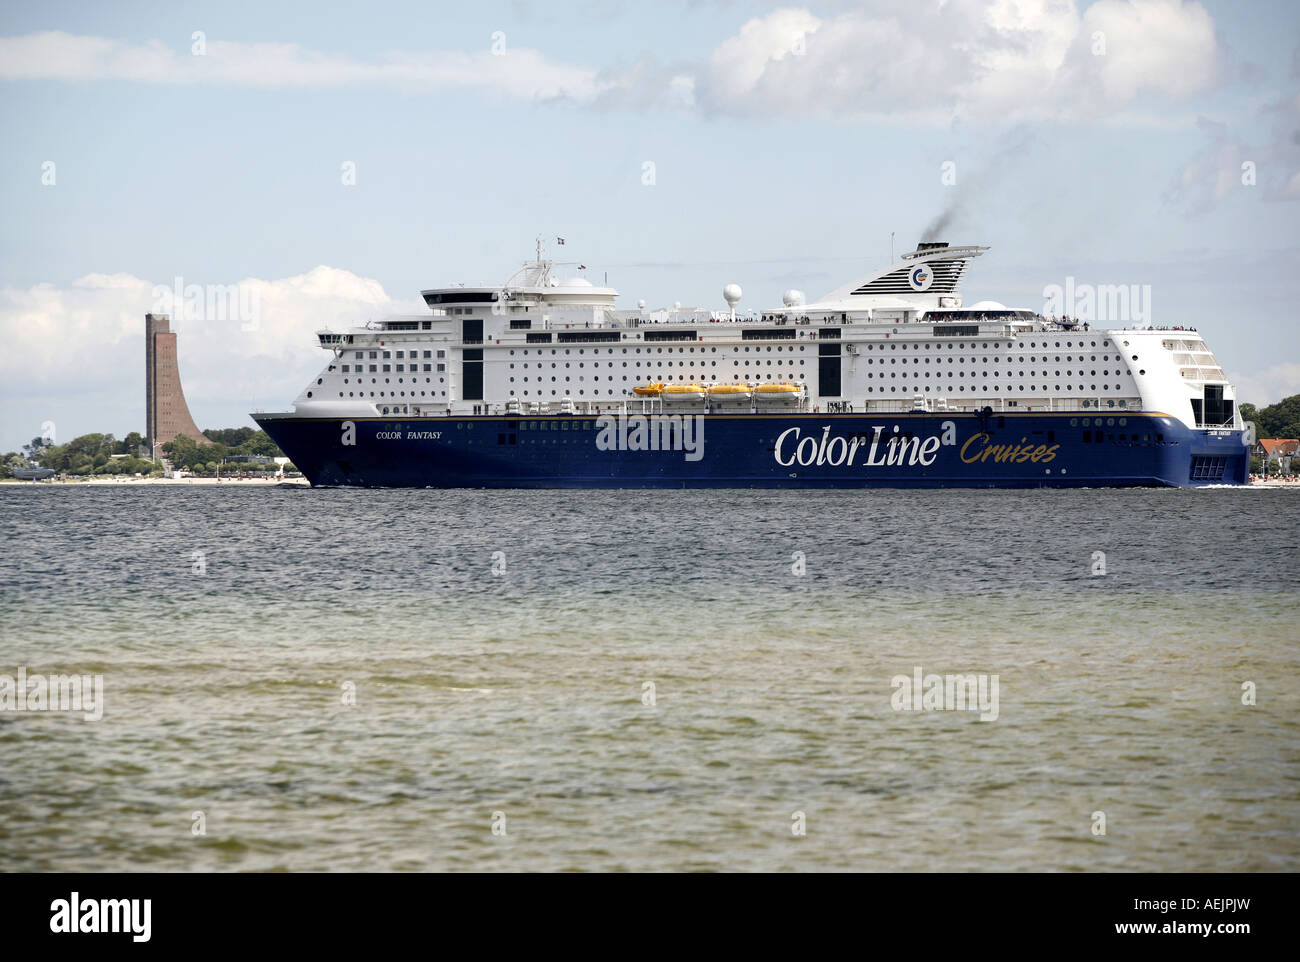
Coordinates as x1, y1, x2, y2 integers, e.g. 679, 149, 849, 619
252, 240, 1250, 487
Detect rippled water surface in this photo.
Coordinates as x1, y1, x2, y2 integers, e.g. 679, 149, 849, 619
1, 485, 1297, 871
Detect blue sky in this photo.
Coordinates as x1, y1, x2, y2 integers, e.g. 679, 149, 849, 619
1, 0, 1297, 451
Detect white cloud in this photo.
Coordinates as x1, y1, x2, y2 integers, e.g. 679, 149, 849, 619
0, 267, 421, 447
0, 2, 1225, 123
1231, 362, 1300, 409
692, 0, 1220, 123
0, 31, 604, 102
1079, 0, 1218, 101
703, 7, 824, 107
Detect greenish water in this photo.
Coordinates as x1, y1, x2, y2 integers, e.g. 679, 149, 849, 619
1, 486, 1297, 871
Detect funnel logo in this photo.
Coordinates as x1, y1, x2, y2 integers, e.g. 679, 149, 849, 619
908, 264, 934, 291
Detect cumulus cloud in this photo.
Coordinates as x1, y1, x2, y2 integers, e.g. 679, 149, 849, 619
0, 267, 420, 446
692, 0, 1220, 123
0, 1, 1225, 123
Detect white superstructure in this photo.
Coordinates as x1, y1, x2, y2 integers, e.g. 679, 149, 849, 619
292, 240, 1243, 432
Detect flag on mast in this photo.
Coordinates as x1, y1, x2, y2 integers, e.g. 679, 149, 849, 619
557, 237, 565, 245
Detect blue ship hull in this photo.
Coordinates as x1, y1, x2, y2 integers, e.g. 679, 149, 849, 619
253, 411, 1249, 489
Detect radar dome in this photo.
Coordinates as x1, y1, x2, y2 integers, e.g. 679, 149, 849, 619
969, 300, 1006, 310
782, 289, 805, 307
637, 298, 646, 309
723, 283, 742, 306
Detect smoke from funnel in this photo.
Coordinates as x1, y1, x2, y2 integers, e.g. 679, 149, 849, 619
921, 206, 959, 242
919, 127, 1035, 244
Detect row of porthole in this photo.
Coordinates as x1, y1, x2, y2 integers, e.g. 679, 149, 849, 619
512, 373, 808, 383
872, 361, 1121, 369
335, 391, 449, 398
869, 371, 1122, 379
510, 360, 809, 368
351, 350, 441, 359
866, 386, 1126, 393
872, 356, 1119, 364
349, 338, 1114, 360
320, 349, 1125, 380
871, 340, 1111, 350
509, 346, 810, 356
871, 370, 1121, 385
328, 377, 446, 385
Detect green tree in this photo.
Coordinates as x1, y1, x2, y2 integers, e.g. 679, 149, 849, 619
120, 432, 145, 456
1, 453, 26, 479
1242, 393, 1300, 439
22, 436, 52, 460
202, 427, 259, 448
162, 434, 207, 471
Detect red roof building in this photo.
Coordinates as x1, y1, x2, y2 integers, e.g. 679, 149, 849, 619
1257, 439, 1299, 459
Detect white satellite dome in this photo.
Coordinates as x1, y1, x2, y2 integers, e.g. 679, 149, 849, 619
723, 283, 742, 305
782, 289, 805, 307
968, 300, 1006, 310
637, 298, 646, 309
673, 301, 681, 310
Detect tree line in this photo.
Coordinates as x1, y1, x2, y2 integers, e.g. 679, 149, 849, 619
1, 428, 287, 478
1240, 394, 1300, 442
160, 431, 289, 474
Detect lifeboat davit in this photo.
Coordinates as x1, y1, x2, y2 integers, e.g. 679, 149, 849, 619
632, 382, 664, 397
661, 382, 708, 401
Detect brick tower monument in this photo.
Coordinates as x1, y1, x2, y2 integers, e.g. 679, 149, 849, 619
145, 313, 210, 457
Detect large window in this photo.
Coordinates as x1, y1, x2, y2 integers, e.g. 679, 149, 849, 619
558, 331, 620, 343
462, 348, 483, 400
644, 330, 695, 342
